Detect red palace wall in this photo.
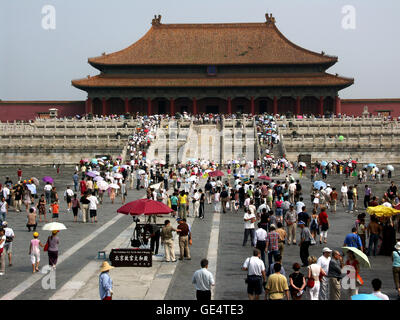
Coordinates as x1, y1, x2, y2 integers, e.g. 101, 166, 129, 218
0, 101, 85, 121
341, 99, 400, 117
1, 98, 400, 120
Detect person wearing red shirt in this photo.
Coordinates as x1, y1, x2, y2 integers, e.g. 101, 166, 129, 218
17, 168, 22, 182
79, 178, 87, 196
318, 206, 329, 244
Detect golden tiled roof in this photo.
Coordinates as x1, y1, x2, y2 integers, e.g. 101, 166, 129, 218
88, 15, 337, 66
72, 72, 353, 88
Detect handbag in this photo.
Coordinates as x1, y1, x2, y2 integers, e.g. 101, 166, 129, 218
44, 237, 49, 252
307, 277, 315, 288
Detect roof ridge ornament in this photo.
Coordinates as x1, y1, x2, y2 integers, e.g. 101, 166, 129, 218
152, 15, 162, 26
265, 13, 276, 26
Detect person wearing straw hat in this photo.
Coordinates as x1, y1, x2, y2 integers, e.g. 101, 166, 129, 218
47, 230, 60, 269
99, 261, 114, 300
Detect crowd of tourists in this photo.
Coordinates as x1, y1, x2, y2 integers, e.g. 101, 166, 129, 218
1, 113, 400, 302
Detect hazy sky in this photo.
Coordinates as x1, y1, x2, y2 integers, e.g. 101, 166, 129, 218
1, 0, 399, 100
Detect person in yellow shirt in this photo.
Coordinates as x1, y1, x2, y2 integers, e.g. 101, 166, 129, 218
178, 191, 188, 220
265, 263, 290, 300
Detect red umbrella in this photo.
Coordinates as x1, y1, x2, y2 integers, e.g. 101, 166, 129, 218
351, 160, 358, 164
209, 170, 224, 177
258, 176, 271, 181
117, 199, 173, 216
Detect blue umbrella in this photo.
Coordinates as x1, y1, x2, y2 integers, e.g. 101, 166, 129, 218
313, 181, 326, 190
321, 161, 328, 167
112, 166, 120, 172
368, 163, 376, 168
351, 294, 382, 300
91, 158, 98, 164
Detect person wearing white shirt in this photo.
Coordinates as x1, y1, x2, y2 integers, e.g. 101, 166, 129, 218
289, 182, 296, 203
341, 183, 348, 207
254, 224, 268, 266
44, 183, 53, 205
295, 199, 305, 214
243, 209, 256, 246
192, 259, 215, 301
2, 186, 10, 204
371, 278, 389, 300
317, 248, 332, 300
257, 200, 271, 215
2, 222, 14, 267
87, 194, 99, 223
249, 168, 256, 178
234, 178, 241, 187
192, 190, 201, 217
0, 228, 6, 275
242, 249, 266, 300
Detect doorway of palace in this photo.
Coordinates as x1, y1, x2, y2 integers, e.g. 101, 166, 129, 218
158, 101, 167, 114
206, 105, 219, 114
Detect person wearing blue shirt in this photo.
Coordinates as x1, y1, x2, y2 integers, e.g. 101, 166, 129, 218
343, 227, 363, 252
99, 261, 114, 300
73, 172, 79, 192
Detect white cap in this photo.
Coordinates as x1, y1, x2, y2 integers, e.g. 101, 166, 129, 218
323, 247, 332, 253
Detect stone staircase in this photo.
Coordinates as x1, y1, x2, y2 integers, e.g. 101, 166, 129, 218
146, 118, 191, 164
222, 118, 258, 164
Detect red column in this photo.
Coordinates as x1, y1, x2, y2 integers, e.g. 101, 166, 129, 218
335, 96, 341, 115
102, 98, 107, 116
147, 98, 152, 115
319, 96, 324, 116
296, 96, 301, 115
273, 96, 278, 115
86, 98, 92, 114
227, 97, 232, 114
170, 98, 175, 115
250, 97, 255, 115
193, 97, 197, 115
124, 98, 129, 114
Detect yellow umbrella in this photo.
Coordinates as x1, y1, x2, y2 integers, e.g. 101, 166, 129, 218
366, 205, 400, 217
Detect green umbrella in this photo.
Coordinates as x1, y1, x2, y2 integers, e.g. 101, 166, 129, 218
338, 135, 344, 141
341, 247, 371, 268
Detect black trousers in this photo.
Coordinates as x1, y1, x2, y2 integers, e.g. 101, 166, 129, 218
27, 223, 37, 231
196, 290, 211, 301
364, 195, 370, 208
300, 241, 310, 265
199, 202, 205, 218
150, 235, 160, 254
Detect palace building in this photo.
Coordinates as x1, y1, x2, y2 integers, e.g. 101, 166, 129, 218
71, 13, 354, 116
5, 13, 398, 121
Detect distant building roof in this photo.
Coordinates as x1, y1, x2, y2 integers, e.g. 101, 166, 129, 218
88, 14, 338, 66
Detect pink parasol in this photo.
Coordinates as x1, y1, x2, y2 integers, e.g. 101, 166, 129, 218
208, 170, 224, 177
